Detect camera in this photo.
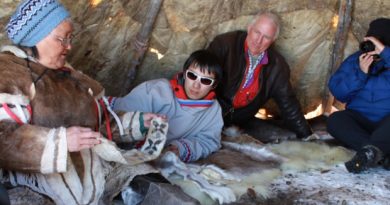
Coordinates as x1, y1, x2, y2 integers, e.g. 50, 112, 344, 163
359, 41, 376, 53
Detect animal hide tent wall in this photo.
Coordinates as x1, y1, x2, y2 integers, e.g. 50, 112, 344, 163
1, 0, 389, 113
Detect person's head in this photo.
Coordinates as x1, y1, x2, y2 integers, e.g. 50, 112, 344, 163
365, 18, 390, 46
246, 12, 280, 56
182, 50, 222, 100
6, 0, 73, 69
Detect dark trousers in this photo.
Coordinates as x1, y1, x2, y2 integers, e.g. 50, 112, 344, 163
0, 183, 10, 205
327, 110, 390, 155
239, 117, 296, 143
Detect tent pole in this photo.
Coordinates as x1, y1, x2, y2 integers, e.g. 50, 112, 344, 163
121, 0, 164, 96
322, 0, 353, 115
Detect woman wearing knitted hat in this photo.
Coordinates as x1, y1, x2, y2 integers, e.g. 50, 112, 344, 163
327, 18, 390, 174
0, 0, 168, 204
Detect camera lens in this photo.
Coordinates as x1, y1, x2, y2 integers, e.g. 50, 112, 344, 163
359, 41, 376, 53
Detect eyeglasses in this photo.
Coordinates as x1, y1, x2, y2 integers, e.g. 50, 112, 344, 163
54, 34, 74, 47
185, 70, 215, 86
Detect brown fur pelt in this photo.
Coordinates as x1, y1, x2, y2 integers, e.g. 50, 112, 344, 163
197, 148, 282, 199
195, 126, 284, 199
198, 149, 279, 178
222, 125, 264, 145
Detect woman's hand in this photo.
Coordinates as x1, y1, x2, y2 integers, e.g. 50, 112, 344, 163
142, 112, 167, 128
66, 126, 101, 152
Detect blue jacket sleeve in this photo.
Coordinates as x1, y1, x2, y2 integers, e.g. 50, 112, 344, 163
328, 52, 369, 103
380, 46, 390, 67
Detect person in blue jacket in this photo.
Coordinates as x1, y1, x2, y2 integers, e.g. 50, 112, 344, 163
327, 18, 390, 173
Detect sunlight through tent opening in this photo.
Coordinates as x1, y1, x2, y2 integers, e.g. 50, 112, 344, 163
150, 48, 164, 60
304, 104, 323, 119
90, 0, 103, 7
332, 15, 339, 28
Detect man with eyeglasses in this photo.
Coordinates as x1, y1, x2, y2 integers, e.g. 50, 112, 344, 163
207, 12, 313, 141
112, 50, 223, 162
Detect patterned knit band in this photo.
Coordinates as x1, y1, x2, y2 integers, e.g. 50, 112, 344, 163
6, 0, 70, 47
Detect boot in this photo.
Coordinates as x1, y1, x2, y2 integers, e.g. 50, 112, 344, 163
379, 155, 390, 170
345, 145, 383, 173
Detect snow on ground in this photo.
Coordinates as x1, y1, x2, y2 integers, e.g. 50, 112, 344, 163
268, 165, 390, 205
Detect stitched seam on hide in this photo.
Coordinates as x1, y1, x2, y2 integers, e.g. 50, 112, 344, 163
60, 173, 79, 204
86, 149, 97, 205
52, 129, 59, 173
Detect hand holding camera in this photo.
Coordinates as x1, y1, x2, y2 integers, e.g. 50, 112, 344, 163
360, 36, 385, 55
359, 36, 384, 73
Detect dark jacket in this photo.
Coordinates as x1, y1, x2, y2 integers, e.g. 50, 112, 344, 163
207, 31, 312, 138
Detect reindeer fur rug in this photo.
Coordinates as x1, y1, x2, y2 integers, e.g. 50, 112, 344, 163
160, 126, 354, 204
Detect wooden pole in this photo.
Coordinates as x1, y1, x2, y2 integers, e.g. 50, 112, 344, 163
121, 0, 164, 96
322, 0, 353, 114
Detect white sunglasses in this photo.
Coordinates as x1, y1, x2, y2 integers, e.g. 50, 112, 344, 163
185, 70, 215, 86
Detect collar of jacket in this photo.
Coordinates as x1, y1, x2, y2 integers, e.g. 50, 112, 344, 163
170, 73, 215, 107
1, 45, 36, 62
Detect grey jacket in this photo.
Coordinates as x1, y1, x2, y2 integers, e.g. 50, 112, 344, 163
113, 78, 223, 162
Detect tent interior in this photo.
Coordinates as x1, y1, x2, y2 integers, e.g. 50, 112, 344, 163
1, 0, 390, 204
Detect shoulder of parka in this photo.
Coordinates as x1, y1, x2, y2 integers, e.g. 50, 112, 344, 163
0, 52, 35, 98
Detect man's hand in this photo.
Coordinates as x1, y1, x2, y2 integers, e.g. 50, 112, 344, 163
67, 126, 101, 152
142, 112, 167, 128
163, 144, 180, 157
302, 133, 321, 141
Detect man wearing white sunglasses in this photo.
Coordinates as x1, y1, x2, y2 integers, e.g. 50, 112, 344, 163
112, 50, 223, 162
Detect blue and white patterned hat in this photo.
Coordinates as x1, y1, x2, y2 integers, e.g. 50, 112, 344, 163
6, 0, 70, 47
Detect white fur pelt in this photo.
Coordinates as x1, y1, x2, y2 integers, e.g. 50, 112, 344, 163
268, 141, 354, 171
222, 126, 354, 172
